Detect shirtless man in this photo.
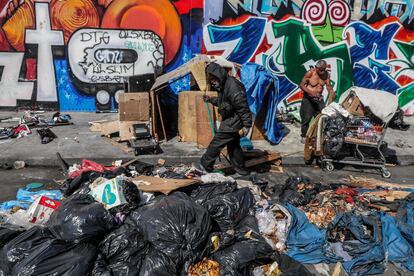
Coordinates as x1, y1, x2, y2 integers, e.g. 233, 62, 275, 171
299, 60, 336, 142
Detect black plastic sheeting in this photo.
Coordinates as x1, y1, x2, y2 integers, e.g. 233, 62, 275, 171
47, 194, 116, 243
203, 188, 255, 231
0, 227, 98, 276
129, 192, 212, 272
272, 176, 328, 207
323, 116, 347, 157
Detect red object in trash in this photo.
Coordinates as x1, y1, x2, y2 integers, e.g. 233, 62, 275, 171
28, 196, 61, 224
68, 159, 116, 179
335, 187, 358, 204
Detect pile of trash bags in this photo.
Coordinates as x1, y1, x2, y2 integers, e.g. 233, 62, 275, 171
2, 159, 414, 275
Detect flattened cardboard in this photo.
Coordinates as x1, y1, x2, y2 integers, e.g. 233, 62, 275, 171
131, 175, 200, 195
119, 93, 149, 121
100, 121, 119, 136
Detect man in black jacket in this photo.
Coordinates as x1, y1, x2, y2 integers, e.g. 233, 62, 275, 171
199, 62, 252, 175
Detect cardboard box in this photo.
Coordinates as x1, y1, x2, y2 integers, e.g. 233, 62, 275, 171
27, 196, 60, 225
89, 177, 127, 210
119, 93, 150, 121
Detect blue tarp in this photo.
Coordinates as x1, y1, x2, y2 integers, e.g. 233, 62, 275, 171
0, 185, 62, 212
241, 63, 284, 144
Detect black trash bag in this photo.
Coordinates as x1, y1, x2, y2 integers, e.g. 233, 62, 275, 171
158, 170, 187, 179
0, 226, 23, 248
109, 181, 141, 215
127, 160, 154, 175
203, 187, 254, 231
129, 192, 212, 271
47, 194, 116, 243
389, 108, 410, 131
13, 241, 98, 276
91, 254, 111, 276
98, 223, 149, 276
140, 247, 177, 276
60, 171, 101, 196
323, 116, 347, 157
0, 227, 54, 275
211, 232, 273, 275
272, 176, 324, 207
246, 253, 313, 276
236, 214, 260, 233
184, 181, 237, 205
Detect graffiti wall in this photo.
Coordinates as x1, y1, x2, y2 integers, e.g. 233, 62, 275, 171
0, 0, 203, 111
1, 0, 413, 115
203, 0, 414, 115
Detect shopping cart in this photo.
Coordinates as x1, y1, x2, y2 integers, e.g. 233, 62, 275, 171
320, 116, 391, 178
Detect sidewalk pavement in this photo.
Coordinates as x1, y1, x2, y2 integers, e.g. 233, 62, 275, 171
0, 111, 413, 167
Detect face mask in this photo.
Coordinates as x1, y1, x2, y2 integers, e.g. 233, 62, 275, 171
212, 82, 221, 92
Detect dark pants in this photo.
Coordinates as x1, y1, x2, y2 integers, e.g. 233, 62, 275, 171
300, 96, 325, 137
200, 132, 244, 171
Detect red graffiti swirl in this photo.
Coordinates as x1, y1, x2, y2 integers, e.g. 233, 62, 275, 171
301, 0, 327, 25
328, 0, 350, 26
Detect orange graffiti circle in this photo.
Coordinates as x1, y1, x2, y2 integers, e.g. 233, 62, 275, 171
50, 0, 100, 43
101, 0, 181, 65
2, 0, 34, 51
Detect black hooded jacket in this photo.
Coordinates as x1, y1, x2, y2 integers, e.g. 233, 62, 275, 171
206, 62, 252, 133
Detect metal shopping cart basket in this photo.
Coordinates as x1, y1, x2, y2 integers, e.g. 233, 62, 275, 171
316, 87, 399, 178
321, 116, 391, 178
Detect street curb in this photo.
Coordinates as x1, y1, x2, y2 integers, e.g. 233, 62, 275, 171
1, 153, 413, 168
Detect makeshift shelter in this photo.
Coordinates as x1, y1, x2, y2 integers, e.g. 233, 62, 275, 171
149, 55, 239, 142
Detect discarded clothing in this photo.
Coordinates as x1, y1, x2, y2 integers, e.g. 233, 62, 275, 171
37, 128, 57, 144
285, 204, 334, 264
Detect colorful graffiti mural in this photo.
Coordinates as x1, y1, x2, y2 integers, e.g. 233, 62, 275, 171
203, 0, 414, 115
0, 0, 413, 115
0, 0, 203, 110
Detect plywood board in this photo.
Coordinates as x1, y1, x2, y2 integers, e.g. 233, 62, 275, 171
178, 91, 217, 142
196, 97, 215, 148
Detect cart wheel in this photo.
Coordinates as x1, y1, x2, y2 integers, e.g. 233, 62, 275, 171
381, 168, 391, 178
325, 162, 334, 172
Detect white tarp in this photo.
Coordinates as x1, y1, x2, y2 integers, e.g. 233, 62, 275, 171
339, 87, 398, 123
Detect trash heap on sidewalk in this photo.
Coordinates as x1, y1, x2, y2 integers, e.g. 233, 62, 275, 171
0, 111, 72, 144
1, 159, 414, 275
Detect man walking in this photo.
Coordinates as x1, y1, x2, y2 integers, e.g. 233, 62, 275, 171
299, 60, 336, 142
199, 62, 252, 175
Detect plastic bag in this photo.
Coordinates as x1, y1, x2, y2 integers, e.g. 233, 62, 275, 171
201, 173, 235, 184
255, 203, 291, 252
185, 182, 237, 205
47, 194, 116, 243
211, 232, 274, 275
68, 159, 116, 179
140, 247, 177, 276
129, 192, 212, 271
98, 223, 149, 276
203, 188, 254, 231
0, 226, 23, 248
13, 241, 98, 276
0, 226, 55, 275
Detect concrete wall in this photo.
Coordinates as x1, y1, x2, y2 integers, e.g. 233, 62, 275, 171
0, 0, 413, 115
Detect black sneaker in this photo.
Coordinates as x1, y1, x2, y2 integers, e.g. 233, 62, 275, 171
233, 166, 250, 176
193, 162, 212, 174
